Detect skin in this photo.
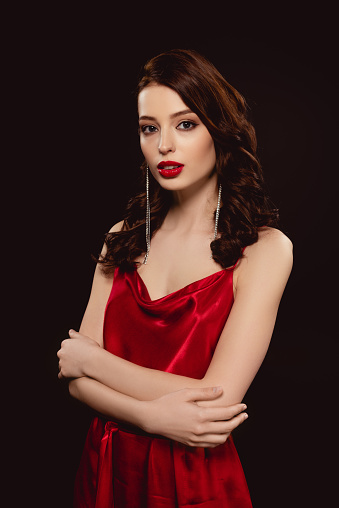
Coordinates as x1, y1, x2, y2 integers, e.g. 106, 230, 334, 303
57, 84, 293, 448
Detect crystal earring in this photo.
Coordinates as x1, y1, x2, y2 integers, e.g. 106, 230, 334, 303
211, 183, 222, 258
213, 184, 222, 241
143, 166, 151, 264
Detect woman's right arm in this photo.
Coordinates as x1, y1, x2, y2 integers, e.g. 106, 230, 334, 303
69, 376, 248, 448
69, 376, 144, 426
63, 221, 247, 446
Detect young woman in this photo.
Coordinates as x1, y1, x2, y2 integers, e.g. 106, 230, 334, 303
57, 49, 293, 507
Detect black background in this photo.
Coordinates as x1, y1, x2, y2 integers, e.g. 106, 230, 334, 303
10, 5, 337, 507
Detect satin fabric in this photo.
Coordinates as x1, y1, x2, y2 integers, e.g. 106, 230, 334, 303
74, 266, 252, 507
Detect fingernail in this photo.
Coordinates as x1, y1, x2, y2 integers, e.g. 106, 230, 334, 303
242, 404, 247, 410
243, 413, 248, 419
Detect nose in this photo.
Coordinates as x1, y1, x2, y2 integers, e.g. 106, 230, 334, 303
158, 128, 175, 155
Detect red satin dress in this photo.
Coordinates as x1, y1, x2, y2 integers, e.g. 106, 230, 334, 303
74, 265, 252, 507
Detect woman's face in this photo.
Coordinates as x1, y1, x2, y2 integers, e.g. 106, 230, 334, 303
138, 84, 216, 193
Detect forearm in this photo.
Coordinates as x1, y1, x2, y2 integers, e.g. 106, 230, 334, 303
69, 377, 248, 447
86, 348, 203, 401
69, 376, 149, 428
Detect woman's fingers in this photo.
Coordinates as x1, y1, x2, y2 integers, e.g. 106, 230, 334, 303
146, 388, 248, 446
202, 403, 247, 422
188, 412, 249, 447
196, 412, 248, 436
190, 434, 230, 447
183, 388, 247, 417
188, 402, 248, 447
192, 412, 248, 438
183, 386, 224, 402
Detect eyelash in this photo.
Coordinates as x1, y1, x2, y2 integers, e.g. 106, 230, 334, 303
177, 120, 197, 131
140, 121, 197, 135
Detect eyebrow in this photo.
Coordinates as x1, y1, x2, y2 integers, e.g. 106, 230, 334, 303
138, 109, 194, 121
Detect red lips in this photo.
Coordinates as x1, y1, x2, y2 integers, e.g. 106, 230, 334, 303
157, 160, 184, 177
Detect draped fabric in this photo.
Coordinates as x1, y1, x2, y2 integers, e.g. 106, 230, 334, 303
74, 266, 252, 507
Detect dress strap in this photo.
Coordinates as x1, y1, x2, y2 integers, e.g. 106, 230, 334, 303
232, 246, 247, 269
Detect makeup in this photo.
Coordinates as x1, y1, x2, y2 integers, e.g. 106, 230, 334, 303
157, 160, 184, 177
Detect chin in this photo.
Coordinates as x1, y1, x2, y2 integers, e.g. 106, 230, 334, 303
156, 176, 191, 191
155, 172, 217, 193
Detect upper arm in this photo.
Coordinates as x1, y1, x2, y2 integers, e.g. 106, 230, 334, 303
79, 220, 124, 346
203, 228, 293, 405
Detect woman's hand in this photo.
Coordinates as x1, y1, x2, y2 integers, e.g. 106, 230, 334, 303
141, 386, 248, 448
57, 330, 101, 379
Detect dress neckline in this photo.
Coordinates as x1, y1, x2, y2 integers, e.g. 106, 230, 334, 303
134, 267, 230, 303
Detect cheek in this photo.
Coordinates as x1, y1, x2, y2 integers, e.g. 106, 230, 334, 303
139, 137, 147, 157
140, 136, 157, 159
193, 133, 216, 166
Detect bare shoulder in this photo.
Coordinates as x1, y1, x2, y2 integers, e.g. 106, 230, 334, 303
257, 226, 293, 247
97, 220, 125, 269
246, 227, 293, 264
79, 222, 127, 341
108, 220, 125, 233
235, 227, 293, 289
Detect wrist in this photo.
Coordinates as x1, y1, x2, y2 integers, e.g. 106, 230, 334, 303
68, 378, 81, 398
137, 400, 156, 434
84, 345, 102, 378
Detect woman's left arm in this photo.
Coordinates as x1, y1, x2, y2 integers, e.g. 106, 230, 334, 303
59, 229, 293, 406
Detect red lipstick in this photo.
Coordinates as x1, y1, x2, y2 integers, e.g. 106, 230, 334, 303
157, 160, 184, 178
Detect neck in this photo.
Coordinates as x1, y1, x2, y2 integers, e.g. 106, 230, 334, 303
165, 174, 219, 233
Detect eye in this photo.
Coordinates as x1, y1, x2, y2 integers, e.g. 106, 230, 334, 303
140, 125, 158, 135
177, 120, 197, 131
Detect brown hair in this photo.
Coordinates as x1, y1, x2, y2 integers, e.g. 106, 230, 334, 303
98, 49, 278, 273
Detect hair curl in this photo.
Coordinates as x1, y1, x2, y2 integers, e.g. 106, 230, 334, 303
98, 49, 279, 273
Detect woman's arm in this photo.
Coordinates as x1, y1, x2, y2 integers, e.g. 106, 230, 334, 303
60, 228, 293, 408
59, 220, 249, 445
68, 377, 248, 447
68, 376, 145, 425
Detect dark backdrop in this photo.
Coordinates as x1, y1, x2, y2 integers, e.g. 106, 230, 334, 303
13, 6, 337, 507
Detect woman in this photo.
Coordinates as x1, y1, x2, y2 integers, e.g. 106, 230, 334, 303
57, 49, 293, 507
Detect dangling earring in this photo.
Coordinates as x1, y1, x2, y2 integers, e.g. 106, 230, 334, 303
213, 184, 222, 241
143, 166, 151, 264
211, 183, 222, 258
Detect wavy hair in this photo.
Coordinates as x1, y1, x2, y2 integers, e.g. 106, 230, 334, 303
98, 49, 279, 273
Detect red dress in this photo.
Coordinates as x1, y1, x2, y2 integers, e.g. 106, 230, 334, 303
74, 266, 253, 507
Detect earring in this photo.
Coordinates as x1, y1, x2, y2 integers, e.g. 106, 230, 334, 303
211, 184, 222, 258
213, 184, 222, 241
143, 166, 151, 264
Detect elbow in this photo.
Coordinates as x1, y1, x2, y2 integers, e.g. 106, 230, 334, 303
68, 378, 80, 399
200, 376, 245, 406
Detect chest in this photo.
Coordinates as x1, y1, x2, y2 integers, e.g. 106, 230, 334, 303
104, 267, 234, 376
135, 229, 223, 300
